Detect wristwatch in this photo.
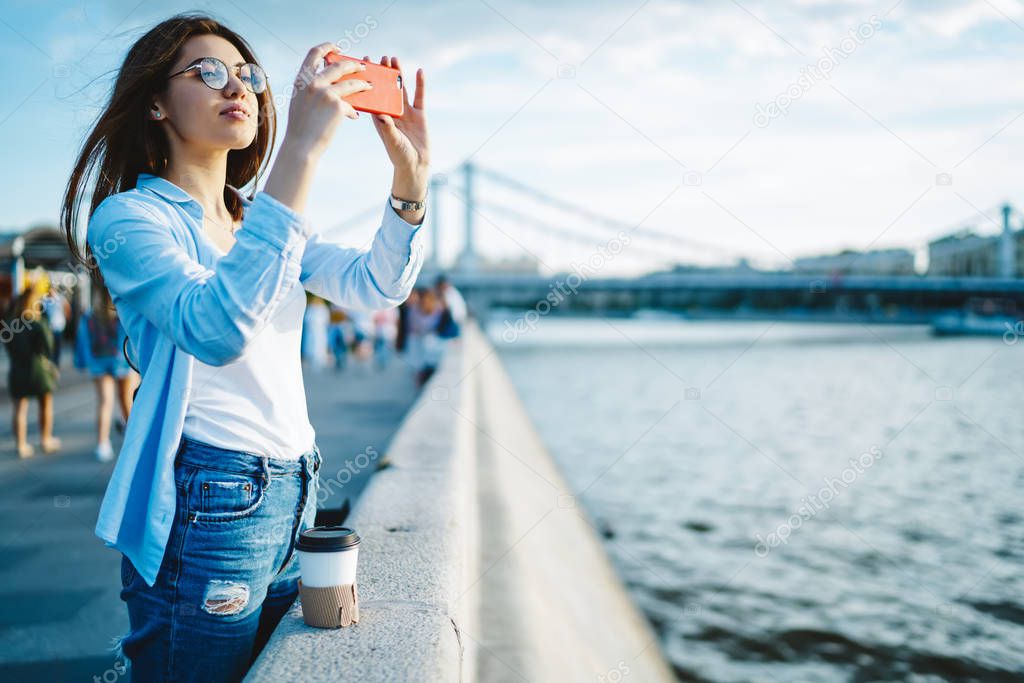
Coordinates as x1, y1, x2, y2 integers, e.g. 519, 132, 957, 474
390, 194, 425, 212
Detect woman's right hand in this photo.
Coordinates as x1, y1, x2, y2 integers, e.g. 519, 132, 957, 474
282, 42, 373, 158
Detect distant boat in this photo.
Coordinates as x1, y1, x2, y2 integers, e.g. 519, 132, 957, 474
931, 296, 1022, 338
931, 311, 1021, 338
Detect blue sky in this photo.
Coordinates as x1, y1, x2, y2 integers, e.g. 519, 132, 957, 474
1, 0, 1024, 274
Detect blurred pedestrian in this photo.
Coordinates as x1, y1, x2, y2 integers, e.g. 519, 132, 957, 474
372, 307, 398, 370
74, 288, 140, 461
435, 273, 467, 325
302, 294, 330, 369
3, 285, 61, 458
349, 308, 373, 365
396, 287, 419, 354
407, 287, 445, 386
327, 305, 350, 372
41, 287, 69, 367
434, 282, 462, 341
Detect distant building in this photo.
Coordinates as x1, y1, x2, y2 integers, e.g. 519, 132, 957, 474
793, 248, 916, 276
927, 230, 998, 277
925, 204, 1024, 278
927, 227, 1024, 278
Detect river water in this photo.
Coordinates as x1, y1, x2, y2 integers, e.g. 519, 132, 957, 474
486, 315, 1024, 682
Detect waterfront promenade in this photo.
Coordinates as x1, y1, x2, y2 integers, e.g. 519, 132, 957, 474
0, 355, 420, 681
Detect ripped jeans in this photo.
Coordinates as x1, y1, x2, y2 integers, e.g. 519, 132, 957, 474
117, 435, 321, 682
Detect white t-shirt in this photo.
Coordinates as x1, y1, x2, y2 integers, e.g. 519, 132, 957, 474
183, 258, 315, 460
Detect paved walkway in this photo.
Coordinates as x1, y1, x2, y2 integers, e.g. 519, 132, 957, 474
0, 353, 421, 681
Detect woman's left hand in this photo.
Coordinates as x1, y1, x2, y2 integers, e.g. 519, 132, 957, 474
368, 55, 429, 200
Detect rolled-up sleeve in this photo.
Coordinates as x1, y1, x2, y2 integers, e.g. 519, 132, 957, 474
87, 191, 311, 366
300, 197, 427, 310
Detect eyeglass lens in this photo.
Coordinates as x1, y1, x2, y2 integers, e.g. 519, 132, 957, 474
198, 58, 266, 93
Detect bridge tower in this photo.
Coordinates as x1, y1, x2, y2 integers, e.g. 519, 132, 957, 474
1000, 204, 1015, 278
428, 174, 444, 270
455, 161, 478, 273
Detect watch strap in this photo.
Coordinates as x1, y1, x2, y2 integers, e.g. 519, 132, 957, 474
390, 194, 425, 212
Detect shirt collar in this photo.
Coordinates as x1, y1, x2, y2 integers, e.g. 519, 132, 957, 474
136, 173, 252, 207
136, 173, 193, 204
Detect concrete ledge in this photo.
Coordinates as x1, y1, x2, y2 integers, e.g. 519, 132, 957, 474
247, 604, 461, 681
247, 321, 675, 681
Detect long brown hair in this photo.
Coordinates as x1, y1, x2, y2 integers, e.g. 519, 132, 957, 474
60, 13, 276, 289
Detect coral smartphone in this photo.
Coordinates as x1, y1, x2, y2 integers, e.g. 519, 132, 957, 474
324, 52, 404, 118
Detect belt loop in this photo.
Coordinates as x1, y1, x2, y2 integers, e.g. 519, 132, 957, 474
261, 456, 270, 486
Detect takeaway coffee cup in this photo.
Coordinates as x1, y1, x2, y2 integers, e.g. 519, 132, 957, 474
296, 525, 361, 628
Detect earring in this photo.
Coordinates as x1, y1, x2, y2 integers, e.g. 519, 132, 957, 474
153, 110, 162, 119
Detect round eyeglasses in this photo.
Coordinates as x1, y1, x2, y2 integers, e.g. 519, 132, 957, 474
168, 57, 267, 94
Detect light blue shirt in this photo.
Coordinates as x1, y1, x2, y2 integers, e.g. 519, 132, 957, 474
88, 172, 427, 588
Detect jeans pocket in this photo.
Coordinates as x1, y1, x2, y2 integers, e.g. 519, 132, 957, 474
187, 468, 266, 523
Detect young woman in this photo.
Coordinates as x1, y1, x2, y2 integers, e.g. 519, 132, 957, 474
60, 13, 430, 681
73, 287, 140, 461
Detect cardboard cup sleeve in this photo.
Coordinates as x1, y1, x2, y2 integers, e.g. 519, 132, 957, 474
298, 579, 360, 628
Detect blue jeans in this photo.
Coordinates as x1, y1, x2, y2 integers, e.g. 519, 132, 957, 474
117, 435, 322, 682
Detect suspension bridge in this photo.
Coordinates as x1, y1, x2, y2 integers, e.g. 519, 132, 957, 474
328, 161, 1024, 323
